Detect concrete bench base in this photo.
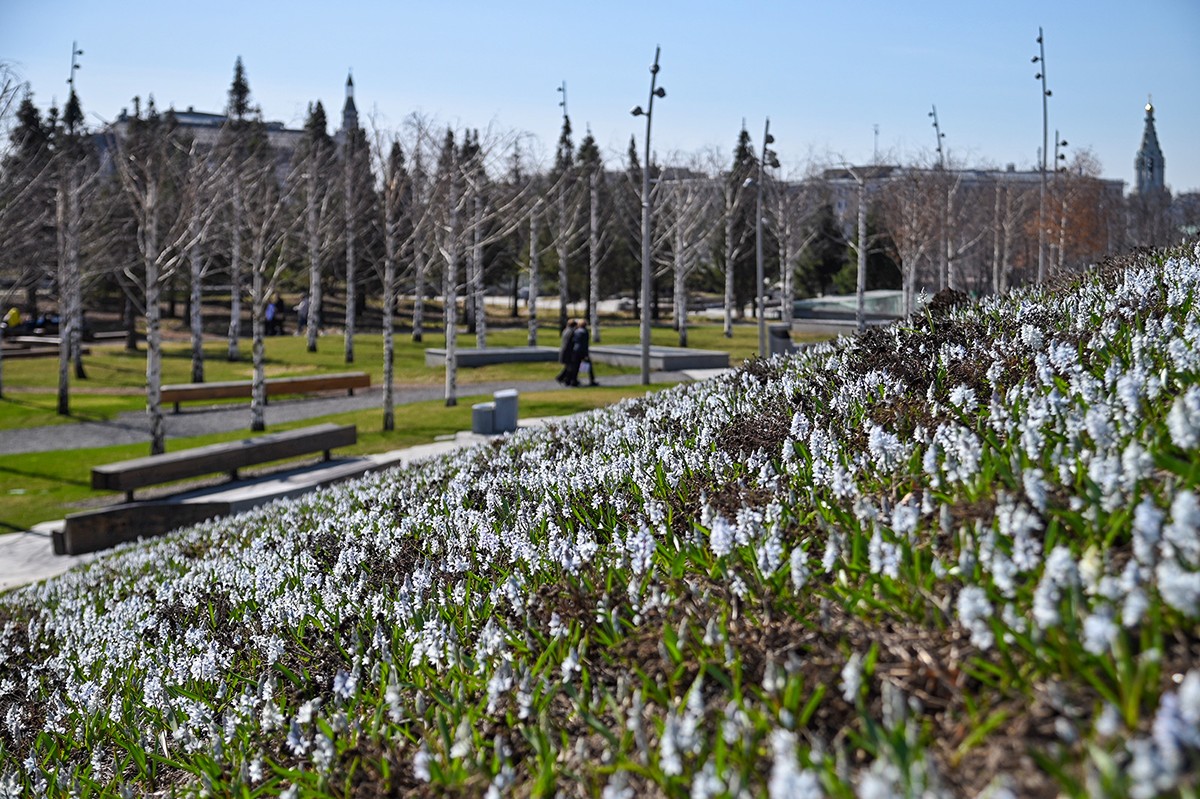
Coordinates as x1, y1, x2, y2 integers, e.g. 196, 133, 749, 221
425, 344, 729, 371
425, 347, 558, 367
588, 345, 729, 371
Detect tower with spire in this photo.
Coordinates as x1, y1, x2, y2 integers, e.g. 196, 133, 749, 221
335, 71, 359, 151
1134, 97, 1166, 195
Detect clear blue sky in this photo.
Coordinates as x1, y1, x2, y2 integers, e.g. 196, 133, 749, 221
3, 0, 1198, 192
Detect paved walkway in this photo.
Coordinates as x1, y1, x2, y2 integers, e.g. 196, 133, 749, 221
0, 368, 728, 592
0, 371, 705, 455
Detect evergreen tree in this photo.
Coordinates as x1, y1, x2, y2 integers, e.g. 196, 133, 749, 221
796, 203, 848, 296
550, 115, 577, 330
725, 127, 758, 316
1, 93, 55, 317
296, 100, 336, 352
228, 56, 251, 122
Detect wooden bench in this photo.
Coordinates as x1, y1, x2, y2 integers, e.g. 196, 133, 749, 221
92, 422, 358, 502
161, 371, 370, 413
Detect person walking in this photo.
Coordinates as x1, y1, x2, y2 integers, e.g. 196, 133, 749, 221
563, 319, 596, 387
295, 295, 309, 335
575, 320, 598, 386
556, 319, 577, 384
265, 297, 278, 335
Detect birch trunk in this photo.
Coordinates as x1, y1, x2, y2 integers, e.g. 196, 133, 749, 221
227, 180, 242, 361
674, 223, 688, 347
991, 183, 1003, 296
382, 196, 397, 431
306, 168, 322, 353
444, 175, 460, 407
143, 187, 166, 455
557, 185, 569, 332
343, 146, 356, 365
780, 219, 794, 328
189, 201, 205, 383
527, 202, 540, 347
723, 199, 736, 337
588, 170, 600, 342
412, 240, 425, 342
472, 194, 486, 348
250, 246, 266, 432
1056, 190, 1068, 275
55, 166, 81, 416
1001, 188, 1015, 294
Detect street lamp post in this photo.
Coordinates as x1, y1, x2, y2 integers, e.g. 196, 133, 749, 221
631, 46, 665, 385
1032, 27, 1051, 284
753, 118, 779, 358
928, 104, 945, 169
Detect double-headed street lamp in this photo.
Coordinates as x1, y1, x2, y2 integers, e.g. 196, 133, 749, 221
631, 46, 665, 385
749, 118, 779, 358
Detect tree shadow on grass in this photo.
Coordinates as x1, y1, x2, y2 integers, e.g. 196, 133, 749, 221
0, 395, 118, 425
0, 464, 90, 488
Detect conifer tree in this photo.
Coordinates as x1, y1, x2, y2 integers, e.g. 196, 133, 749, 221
297, 100, 335, 353
551, 115, 578, 331
721, 126, 757, 336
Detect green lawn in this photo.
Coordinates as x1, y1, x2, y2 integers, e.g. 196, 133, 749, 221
0, 320, 803, 430
0, 320, 827, 532
0, 385, 659, 534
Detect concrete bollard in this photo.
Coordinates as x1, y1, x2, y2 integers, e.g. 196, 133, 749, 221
493, 389, 519, 433
472, 402, 495, 435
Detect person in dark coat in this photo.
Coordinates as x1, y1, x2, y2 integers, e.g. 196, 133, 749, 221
563, 319, 597, 386
574, 320, 598, 386
556, 319, 578, 384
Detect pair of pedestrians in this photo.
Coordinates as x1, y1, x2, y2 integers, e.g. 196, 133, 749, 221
556, 319, 598, 387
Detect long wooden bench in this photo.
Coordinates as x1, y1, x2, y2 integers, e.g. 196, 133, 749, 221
161, 371, 370, 413
92, 422, 358, 502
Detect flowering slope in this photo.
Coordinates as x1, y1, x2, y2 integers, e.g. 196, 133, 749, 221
3, 246, 1200, 798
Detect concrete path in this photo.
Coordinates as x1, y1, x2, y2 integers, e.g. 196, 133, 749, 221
0, 371, 697, 455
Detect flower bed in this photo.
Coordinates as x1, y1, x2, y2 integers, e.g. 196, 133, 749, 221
2, 245, 1200, 797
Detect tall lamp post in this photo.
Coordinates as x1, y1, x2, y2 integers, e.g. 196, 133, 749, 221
1032, 27, 1051, 284
751, 118, 779, 358
928, 104, 945, 168
631, 46, 665, 385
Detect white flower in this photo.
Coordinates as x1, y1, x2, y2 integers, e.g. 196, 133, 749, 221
1164, 491, 1200, 565
1082, 607, 1119, 655
767, 729, 822, 799
1022, 468, 1048, 513
957, 585, 994, 650
1133, 498, 1165, 566
1167, 386, 1200, 449
413, 743, 432, 782
1032, 546, 1078, 630
560, 646, 581, 683
790, 547, 810, 593
949, 384, 977, 414
709, 515, 735, 557
840, 652, 863, 703
659, 714, 682, 776
286, 719, 310, 755
1156, 559, 1200, 616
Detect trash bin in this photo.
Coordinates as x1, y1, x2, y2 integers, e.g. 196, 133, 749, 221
492, 389, 519, 433
768, 325, 794, 357
472, 402, 495, 435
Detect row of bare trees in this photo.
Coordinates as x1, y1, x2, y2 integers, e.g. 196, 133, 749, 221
0, 60, 1184, 454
